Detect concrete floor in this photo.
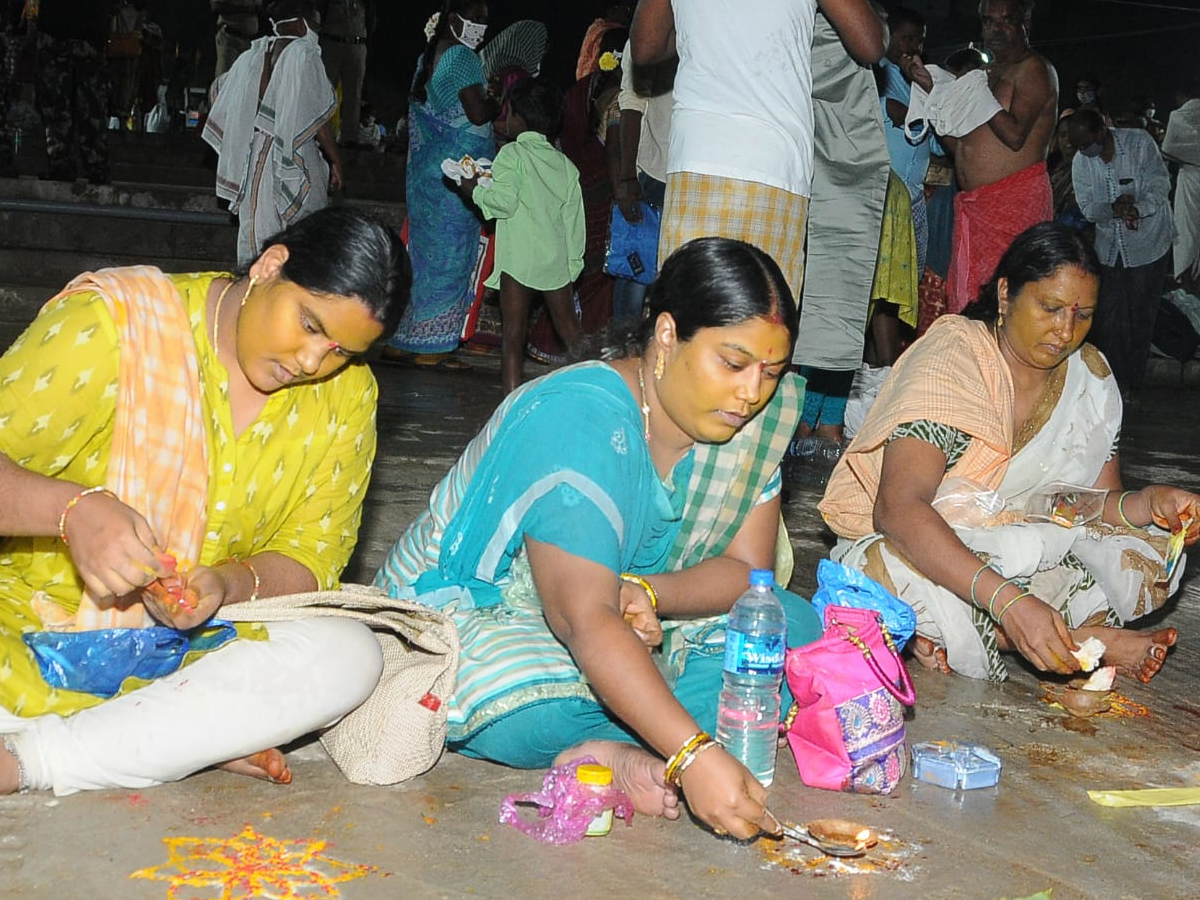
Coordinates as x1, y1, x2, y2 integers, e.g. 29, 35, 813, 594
3, 351, 1199, 900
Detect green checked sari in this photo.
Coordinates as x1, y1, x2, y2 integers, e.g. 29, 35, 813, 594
375, 362, 817, 766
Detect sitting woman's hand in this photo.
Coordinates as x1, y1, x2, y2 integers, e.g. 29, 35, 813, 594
1140, 485, 1200, 544
996, 593, 1080, 675
62, 490, 172, 601
678, 744, 774, 840
619, 578, 663, 649
141, 564, 226, 630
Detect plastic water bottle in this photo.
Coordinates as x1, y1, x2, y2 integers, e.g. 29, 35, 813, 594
716, 568, 787, 786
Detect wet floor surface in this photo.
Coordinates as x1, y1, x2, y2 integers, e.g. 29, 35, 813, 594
4, 350, 1200, 900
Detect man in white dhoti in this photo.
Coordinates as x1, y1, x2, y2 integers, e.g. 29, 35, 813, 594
203, 0, 343, 265
1163, 79, 1200, 291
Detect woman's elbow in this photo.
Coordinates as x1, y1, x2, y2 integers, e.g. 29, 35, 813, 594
464, 108, 491, 126
872, 492, 903, 539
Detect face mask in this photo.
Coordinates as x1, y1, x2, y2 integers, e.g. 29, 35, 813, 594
1145, 108, 1156, 119
1077, 90, 1096, 105
270, 16, 311, 38
453, 15, 487, 50
1078, 141, 1103, 158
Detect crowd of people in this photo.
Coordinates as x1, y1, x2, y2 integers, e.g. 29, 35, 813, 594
2, 0, 1200, 851
0, 0, 376, 185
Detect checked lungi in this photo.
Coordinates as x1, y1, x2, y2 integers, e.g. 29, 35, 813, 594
658, 171, 809, 306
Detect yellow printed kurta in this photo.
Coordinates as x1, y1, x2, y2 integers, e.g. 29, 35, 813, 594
0, 272, 379, 717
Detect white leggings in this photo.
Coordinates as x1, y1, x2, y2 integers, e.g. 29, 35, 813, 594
0, 618, 383, 796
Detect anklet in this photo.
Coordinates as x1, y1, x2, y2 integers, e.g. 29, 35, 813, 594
1, 734, 29, 793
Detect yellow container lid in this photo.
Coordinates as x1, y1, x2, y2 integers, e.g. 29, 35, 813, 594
576, 764, 613, 787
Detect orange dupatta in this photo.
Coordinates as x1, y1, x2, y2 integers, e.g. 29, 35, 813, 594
39, 267, 209, 630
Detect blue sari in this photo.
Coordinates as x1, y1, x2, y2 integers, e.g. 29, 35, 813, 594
375, 363, 819, 767
390, 46, 496, 354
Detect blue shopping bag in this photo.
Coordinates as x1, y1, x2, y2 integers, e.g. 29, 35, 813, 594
603, 202, 661, 285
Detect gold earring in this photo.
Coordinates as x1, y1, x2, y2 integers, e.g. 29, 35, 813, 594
654, 351, 665, 380
240, 276, 258, 307
998, 311, 1005, 329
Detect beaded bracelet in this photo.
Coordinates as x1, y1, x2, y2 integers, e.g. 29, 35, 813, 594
664, 731, 711, 785
986, 576, 1018, 619
620, 572, 658, 610
58, 486, 117, 546
1117, 490, 1137, 528
995, 590, 1031, 623
672, 738, 719, 784
968, 563, 994, 607
216, 556, 261, 603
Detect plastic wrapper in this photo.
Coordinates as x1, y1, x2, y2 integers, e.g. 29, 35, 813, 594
440, 154, 493, 188
810, 558, 916, 646
931, 477, 1007, 528
499, 756, 634, 844
1022, 481, 1107, 527
23, 622, 237, 698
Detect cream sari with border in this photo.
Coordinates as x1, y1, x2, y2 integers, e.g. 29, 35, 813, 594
824, 318, 1182, 680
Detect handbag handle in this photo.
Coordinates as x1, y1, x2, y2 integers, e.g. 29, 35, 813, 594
841, 622, 917, 706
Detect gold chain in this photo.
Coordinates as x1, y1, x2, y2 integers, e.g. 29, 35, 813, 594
210, 278, 236, 347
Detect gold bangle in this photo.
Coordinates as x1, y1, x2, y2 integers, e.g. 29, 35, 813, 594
987, 576, 1018, 619
620, 572, 658, 610
969, 563, 992, 607
58, 486, 117, 546
672, 738, 719, 784
1117, 490, 1137, 528
216, 556, 260, 602
995, 590, 1031, 623
664, 731, 710, 785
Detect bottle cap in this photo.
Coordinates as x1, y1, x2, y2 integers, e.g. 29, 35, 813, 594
749, 568, 774, 587
576, 764, 613, 786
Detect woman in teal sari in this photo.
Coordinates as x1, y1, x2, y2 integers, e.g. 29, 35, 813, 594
385, 0, 499, 364
376, 238, 822, 839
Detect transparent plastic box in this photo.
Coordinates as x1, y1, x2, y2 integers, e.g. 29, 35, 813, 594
910, 741, 1002, 790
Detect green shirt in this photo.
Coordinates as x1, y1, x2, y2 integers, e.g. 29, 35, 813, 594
473, 131, 586, 291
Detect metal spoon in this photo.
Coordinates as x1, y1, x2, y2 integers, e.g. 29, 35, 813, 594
763, 810, 873, 858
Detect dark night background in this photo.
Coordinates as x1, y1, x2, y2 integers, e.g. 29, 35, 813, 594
373, 0, 1200, 126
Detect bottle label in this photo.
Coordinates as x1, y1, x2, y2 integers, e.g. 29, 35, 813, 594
723, 629, 785, 676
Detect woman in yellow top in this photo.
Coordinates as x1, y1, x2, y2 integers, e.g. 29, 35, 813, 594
0, 207, 411, 795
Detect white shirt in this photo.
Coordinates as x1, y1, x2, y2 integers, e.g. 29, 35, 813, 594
1071, 128, 1173, 268
617, 40, 674, 184
667, 0, 818, 196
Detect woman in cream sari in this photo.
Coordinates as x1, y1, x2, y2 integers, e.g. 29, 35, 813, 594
821, 223, 1199, 683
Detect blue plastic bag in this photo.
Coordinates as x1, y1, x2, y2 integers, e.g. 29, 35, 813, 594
23, 622, 237, 698
603, 202, 661, 285
810, 559, 916, 646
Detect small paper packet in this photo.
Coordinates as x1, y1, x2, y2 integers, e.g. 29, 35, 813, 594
1163, 526, 1186, 581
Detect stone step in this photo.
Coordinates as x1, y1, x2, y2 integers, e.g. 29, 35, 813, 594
8, 129, 406, 199
1146, 353, 1200, 388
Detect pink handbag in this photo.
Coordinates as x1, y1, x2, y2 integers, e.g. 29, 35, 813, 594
784, 605, 916, 794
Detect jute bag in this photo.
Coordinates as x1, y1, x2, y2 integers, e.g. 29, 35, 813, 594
223, 583, 459, 785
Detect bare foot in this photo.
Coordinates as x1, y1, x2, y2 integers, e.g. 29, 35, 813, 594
1077, 626, 1177, 684
555, 740, 679, 820
912, 635, 952, 674
0, 741, 20, 794
218, 748, 293, 784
